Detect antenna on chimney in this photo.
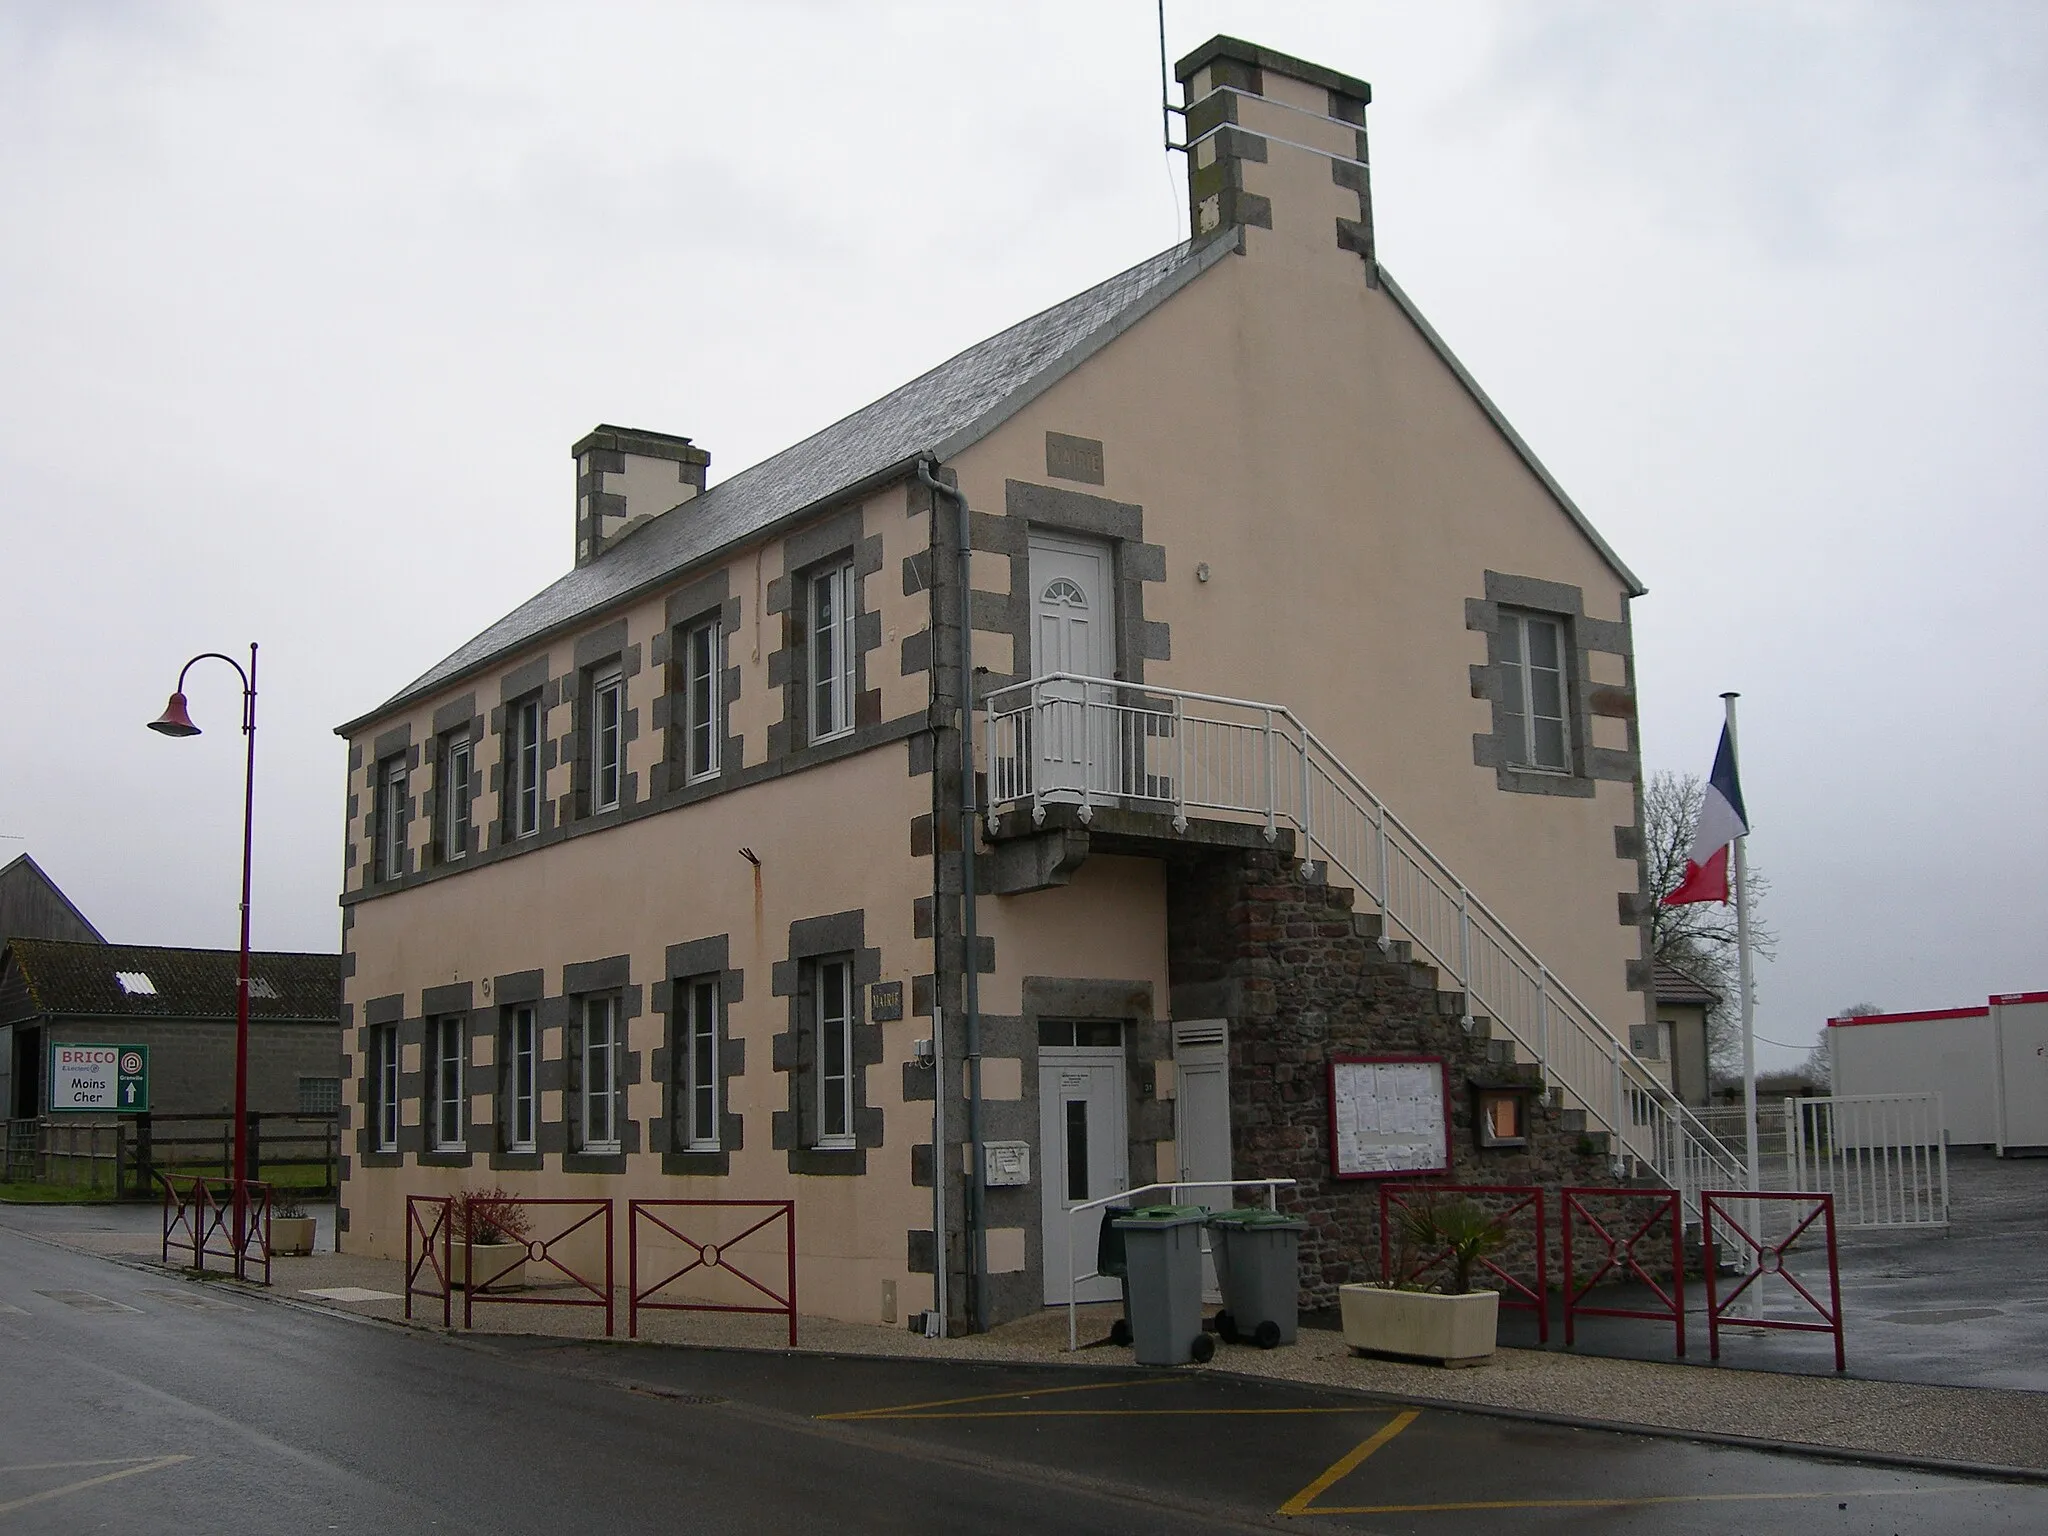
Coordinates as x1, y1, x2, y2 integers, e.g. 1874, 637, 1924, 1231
1158, 1, 1187, 154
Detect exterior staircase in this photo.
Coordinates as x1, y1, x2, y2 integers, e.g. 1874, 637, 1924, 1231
983, 673, 1748, 1220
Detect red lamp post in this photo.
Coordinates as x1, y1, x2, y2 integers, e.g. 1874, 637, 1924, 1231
149, 644, 259, 1269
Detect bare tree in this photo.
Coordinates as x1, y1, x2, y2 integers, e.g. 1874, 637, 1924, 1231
1644, 771, 1776, 1079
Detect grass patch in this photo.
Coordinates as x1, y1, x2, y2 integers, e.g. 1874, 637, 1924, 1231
152, 1163, 334, 1192
0, 1181, 121, 1204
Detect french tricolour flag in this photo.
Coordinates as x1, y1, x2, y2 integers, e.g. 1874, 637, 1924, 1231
1662, 724, 1749, 906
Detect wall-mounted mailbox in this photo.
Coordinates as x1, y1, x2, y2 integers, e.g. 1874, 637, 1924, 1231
982, 1140, 1032, 1188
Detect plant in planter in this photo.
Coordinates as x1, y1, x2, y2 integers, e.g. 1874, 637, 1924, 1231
450, 1187, 535, 1292
1340, 1196, 1508, 1367
270, 1190, 317, 1256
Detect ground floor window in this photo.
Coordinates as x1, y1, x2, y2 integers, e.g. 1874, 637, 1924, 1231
430, 1015, 464, 1151
501, 1004, 537, 1153
371, 1024, 399, 1152
812, 957, 854, 1149
579, 995, 621, 1153
680, 976, 720, 1151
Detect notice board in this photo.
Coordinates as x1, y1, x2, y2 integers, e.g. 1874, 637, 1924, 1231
1328, 1055, 1450, 1178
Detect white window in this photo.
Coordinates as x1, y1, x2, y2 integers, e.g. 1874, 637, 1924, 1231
512, 697, 542, 837
592, 667, 624, 812
372, 1025, 400, 1152
683, 618, 722, 782
503, 1004, 537, 1153
808, 561, 857, 743
443, 735, 472, 861
431, 1016, 464, 1151
814, 957, 854, 1149
1499, 612, 1571, 772
580, 995, 621, 1153
682, 977, 720, 1150
378, 757, 408, 880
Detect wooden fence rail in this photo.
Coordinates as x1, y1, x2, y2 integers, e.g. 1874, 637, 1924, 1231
0, 1113, 339, 1197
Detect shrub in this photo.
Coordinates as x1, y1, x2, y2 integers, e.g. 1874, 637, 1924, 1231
451, 1187, 533, 1247
1398, 1196, 1508, 1295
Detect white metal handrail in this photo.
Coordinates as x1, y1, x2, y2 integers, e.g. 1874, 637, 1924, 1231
1062, 1177, 1295, 1351
986, 674, 1747, 1220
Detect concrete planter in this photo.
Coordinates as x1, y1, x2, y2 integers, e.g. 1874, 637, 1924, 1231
1339, 1284, 1499, 1366
270, 1217, 317, 1256
453, 1241, 531, 1291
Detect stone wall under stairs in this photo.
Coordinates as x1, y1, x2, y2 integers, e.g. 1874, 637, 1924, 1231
1166, 845, 1651, 1313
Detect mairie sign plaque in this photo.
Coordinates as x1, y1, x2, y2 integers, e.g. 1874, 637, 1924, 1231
48, 1043, 151, 1113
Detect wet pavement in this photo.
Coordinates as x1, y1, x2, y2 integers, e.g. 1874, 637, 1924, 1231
3, 1224, 2046, 1533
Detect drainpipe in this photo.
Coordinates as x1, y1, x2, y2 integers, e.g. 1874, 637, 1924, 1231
916, 456, 987, 1334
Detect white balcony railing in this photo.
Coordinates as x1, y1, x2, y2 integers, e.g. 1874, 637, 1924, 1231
982, 673, 1746, 1216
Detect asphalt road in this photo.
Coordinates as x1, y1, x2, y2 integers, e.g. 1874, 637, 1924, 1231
2, 1226, 2045, 1534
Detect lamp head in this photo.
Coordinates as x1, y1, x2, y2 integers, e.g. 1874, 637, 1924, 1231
148, 691, 201, 738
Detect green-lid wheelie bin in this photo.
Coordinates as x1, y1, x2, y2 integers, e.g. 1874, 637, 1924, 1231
1111, 1205, 1215, 1366
1208, 1207, 1307, 1348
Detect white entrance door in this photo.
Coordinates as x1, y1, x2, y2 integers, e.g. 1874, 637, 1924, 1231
1028, 533, 1118, 804
1040, 1046, 1128, 1304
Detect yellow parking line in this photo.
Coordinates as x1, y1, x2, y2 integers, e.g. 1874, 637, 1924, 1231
1302, 1486, 1979, 1516
820, 1377, 1176, 1421
855, 1407, 1381, 1421
1277, 1410, 1421, 1515
0, 1455, 189, 1516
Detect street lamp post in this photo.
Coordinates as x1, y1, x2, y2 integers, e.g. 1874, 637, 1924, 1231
149, 644, 259, 1272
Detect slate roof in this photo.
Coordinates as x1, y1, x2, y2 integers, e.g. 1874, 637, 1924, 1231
342, 236, 1234, 732
1653, 960, 1721, 1007
0, 940, 341, 1024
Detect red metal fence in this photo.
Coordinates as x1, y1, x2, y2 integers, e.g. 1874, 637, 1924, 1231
1703, 1190, 1845, 1371
405, 1194, 453, 1327
161, 1176, 272, 1284
462, 1198, 614, 1336
1378, 1183, 1548, 1343
1561, 1186, 1685, 1357
628, 1199, 797, 1345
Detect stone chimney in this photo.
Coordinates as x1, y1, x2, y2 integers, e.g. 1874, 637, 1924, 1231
572, 425, 711, 567
1174, 36, 1376, 280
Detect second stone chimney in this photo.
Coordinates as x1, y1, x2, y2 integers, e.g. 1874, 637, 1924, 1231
572, 425, 711, 567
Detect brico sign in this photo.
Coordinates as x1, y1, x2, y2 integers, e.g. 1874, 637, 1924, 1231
48, 1043, 150, 1113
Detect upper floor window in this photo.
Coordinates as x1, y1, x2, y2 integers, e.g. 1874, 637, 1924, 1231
591, 666, 624, 813
810, 956, 854, 1149
679, 975, 720, 1151
370, 1024, 400, 1152
509, 696, 543, 838
1498, 612, 1570, 772
439, 732, 472, 863
578, 994, 622, 1154
808, 561, 856, 743
501, 1004, 537, 1154
681, 617, 722, 783
376, 757, 408, 882
429, 1015, 465, 1152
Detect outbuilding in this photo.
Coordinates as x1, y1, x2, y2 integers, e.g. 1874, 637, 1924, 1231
1826, 992, 2048, 1153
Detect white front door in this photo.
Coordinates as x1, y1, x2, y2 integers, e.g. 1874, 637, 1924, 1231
1039, 1046, 1128, 1304
1028, 533, 1118, 804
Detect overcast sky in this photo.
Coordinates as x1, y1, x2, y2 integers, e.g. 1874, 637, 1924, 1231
3, 2, 2042, 1069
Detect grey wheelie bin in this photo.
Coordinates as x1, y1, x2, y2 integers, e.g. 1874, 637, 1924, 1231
1112, 1206, 1215, 1366
1208, 1208, 1307, 1348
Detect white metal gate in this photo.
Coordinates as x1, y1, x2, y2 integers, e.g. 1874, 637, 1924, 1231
1786, 1093, 1949, 1229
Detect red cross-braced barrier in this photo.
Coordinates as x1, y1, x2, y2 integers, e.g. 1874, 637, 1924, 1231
161, 1176, 273, 1284
404, 1194, 453, 1327
1703, 1190, 1845, 1371
1378, 1184, 1548, 1343
1561, 1186, 1685, 1357
629, 1200, 797, 1345
462, 1198, 615, 1336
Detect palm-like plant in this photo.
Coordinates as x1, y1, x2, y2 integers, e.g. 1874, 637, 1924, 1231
1399, 1196, 1507, 1295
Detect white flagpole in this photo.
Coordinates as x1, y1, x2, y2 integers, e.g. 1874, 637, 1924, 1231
1722, 691, 1761, 1316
